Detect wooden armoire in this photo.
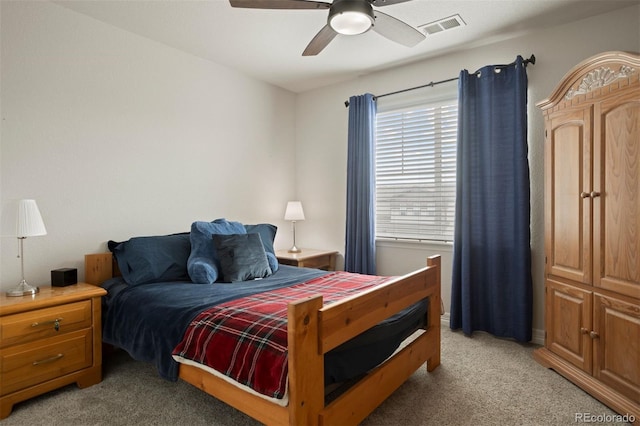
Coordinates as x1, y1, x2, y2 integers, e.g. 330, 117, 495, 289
534, 51, 640, 420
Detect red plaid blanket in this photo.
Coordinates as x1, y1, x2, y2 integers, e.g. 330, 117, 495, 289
172, 271, 392, 399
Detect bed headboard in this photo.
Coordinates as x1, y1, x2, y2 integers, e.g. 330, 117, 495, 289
85, 253, 119, 285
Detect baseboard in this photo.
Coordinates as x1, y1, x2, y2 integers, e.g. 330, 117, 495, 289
531, 328, 544, 346
440, 312, 450, 327
439, 313, 545, 345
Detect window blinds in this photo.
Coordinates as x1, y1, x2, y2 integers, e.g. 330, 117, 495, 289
375, 99, 458, 242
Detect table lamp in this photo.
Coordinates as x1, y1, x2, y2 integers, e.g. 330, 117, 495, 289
7, 199, 47, 297
284, 201, 305, 253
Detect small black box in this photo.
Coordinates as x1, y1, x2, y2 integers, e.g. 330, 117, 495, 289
51, 268, 77, 287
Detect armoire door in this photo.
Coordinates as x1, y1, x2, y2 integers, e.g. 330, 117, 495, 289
545, 279, 592, 373
593, 293, 640, 403
545, 108, 593, 284
592, 90, 640, 298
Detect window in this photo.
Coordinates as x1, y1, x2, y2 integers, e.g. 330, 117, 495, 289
375, 98, 458, 242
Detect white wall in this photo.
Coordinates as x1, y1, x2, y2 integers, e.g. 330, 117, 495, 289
0, 1, 297, 289
294, 4, 640, 339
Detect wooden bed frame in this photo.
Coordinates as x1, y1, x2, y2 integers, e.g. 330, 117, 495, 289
85, 253, 442, 426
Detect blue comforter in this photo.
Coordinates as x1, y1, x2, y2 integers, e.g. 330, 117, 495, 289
101, 265, 328, 381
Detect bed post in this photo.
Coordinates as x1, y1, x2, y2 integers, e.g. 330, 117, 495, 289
426, 255, 442, 371
287, 295, 324, 426
85, 253, 113, 285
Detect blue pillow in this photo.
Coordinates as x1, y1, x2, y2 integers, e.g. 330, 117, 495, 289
187, 219, 246, 284
213, 233, 272, 282
108, 233, 191, 285
244, 223, 279, 273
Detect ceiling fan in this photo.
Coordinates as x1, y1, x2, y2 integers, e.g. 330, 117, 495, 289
229, 0, 425, 56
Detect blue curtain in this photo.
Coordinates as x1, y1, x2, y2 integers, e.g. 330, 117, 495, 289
450, 56, 533, 342
345, 93, 377, 274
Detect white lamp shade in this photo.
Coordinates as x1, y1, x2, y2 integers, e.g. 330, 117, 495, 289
17, 199, 47, 237
284, 201, 305, 221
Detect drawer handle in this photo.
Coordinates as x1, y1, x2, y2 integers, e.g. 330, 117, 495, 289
31, 318, 64, 331
33, 353, 64, 366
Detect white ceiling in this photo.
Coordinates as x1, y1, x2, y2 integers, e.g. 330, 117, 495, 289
54, 0, 638, 93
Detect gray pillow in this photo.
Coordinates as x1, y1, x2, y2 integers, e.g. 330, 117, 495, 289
212, 233, 273, 282
244, 223, 279, 273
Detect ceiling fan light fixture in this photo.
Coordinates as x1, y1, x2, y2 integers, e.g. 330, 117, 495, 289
328, 0, 374, 35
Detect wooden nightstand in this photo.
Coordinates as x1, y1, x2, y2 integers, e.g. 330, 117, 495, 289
0, 283, 107, 419
275, 248, 338, 271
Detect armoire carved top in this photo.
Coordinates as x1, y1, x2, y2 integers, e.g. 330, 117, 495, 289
537, 51, 640, 111
565, 65, 636, 99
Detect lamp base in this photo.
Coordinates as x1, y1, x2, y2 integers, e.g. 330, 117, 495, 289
288, 245, 302, 253
6, 280, 40, 297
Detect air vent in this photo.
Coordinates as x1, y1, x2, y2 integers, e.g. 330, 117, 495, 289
419, 14, 466, 35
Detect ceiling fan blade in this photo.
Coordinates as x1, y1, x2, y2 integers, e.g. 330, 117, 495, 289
302, 25, 338, 56
229, 0, 330, 9
371, 10, 425, 47
371, 0, 414, 7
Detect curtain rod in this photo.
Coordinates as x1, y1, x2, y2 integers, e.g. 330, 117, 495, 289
344, 54, 536, 107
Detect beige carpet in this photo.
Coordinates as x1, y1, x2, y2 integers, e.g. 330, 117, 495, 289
2, 326, 628, 425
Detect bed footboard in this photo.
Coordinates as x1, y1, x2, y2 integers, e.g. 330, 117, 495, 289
287, 255, 441, 425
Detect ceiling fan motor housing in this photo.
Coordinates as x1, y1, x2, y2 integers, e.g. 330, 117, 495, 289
328, 0, 375, 35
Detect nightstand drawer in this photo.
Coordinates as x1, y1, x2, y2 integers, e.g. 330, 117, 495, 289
0, 329, 93, 396
0, 301, 92, 348
296, 254, 333, 270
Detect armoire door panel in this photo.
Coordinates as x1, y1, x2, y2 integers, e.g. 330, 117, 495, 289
546, 279, 592, 373
546, 109, 592, 284
593, 95, 640, 298
593, 294, 640, 403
